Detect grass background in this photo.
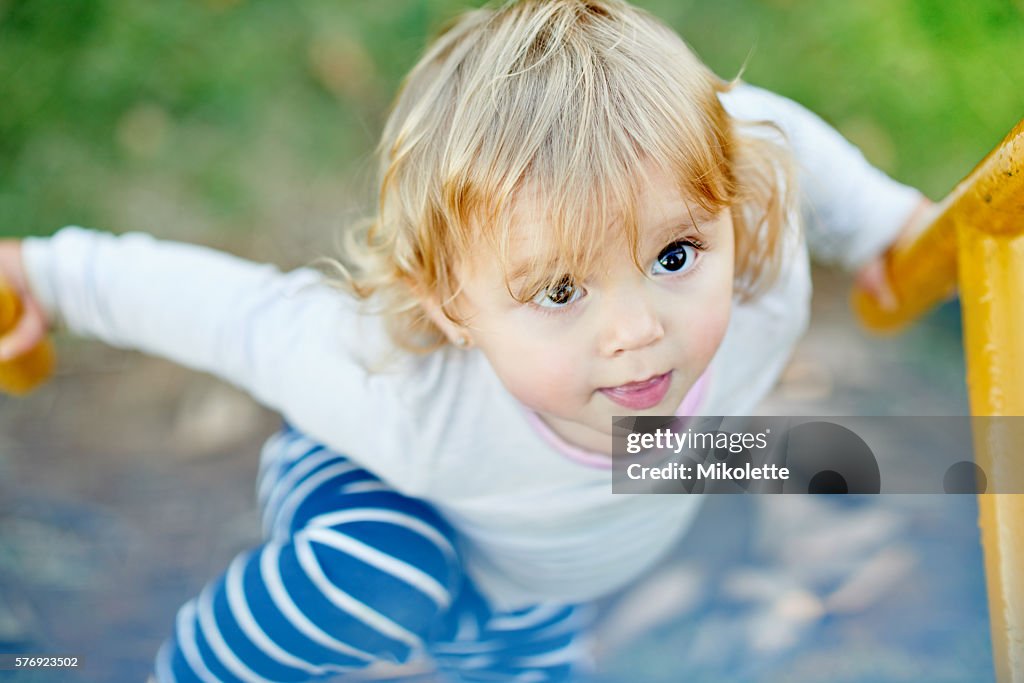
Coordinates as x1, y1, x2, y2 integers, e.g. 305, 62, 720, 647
2, 0, 1022, 242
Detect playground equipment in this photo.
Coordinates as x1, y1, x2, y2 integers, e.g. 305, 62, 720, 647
854, 118, 1024, 681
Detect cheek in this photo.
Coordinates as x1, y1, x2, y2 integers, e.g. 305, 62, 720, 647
486, 335, 587, 412
690, 299, 732, 361
670, 260, 734, 363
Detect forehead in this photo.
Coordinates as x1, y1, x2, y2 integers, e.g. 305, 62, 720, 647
518, 162, 696, 224
498, 164, 711, 274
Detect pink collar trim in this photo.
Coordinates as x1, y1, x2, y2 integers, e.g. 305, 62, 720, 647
523, 369, 711, 470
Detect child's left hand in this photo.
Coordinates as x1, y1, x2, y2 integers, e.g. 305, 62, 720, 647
854, 197, 936, 311
0, 240, 50, 361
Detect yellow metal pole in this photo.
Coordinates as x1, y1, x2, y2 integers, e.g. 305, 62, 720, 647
957, 121, 1024, 681
854, 118, 1024, 681
852, 120, 1024, 333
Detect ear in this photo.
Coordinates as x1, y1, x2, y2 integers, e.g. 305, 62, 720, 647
418, 291, 473, 349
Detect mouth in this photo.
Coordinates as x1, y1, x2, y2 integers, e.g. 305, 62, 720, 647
598, 371, 673, 410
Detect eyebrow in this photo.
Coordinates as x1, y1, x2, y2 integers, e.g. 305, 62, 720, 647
641, 208, 718, 252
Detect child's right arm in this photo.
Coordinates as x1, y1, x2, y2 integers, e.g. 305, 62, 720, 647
0, 227, 410, 463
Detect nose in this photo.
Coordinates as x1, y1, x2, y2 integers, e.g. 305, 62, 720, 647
598, 286, 665, 357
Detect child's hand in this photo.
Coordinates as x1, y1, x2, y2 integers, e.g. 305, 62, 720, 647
0, 240, 50, 361
854, 197, 936, 311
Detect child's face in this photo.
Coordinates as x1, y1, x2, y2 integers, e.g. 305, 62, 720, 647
443, 164, 734, 455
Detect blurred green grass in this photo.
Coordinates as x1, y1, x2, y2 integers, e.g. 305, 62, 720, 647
1, 0, 1022, 240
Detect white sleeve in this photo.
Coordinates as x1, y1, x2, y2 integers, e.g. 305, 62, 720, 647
721, 83, 925, 271
21, 227, 411, 466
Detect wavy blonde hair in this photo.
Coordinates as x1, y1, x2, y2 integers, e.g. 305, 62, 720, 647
327, 0, 797, 353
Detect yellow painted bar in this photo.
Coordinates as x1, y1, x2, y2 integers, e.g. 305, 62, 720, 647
855, 118, 1024, 681
853, 119, 1024, 332
955, 123, 1024, 682
960, 226, 1024, 681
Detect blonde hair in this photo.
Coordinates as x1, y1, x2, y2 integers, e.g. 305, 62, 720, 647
328, 0, 797, 353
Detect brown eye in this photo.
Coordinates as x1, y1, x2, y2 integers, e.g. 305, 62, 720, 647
532, 275, 583, 309
547, 276, 576, 304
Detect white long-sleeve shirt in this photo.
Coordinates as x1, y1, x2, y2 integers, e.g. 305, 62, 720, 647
22, 84, 922, 610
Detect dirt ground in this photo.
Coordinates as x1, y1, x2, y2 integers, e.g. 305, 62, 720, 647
0, 266, 992, 682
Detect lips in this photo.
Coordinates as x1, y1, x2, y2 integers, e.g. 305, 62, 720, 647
599, 371, 672, 410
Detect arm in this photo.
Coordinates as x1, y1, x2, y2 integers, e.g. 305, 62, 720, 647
21, 227, 325, 395
11, 227, 410, 465
722, 83, 928, 272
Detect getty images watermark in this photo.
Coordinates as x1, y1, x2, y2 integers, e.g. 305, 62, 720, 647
623, 425, 787, 483
610, 416, 1024, 494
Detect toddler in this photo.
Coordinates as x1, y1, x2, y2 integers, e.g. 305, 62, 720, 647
0, 0, 928, 680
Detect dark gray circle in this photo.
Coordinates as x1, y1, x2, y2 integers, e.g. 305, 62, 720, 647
809, 469, 849, 494
781, 421, 881, 494
943, 460, 987, 494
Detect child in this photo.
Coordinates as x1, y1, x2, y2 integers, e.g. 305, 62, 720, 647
0, 0, 928, 680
